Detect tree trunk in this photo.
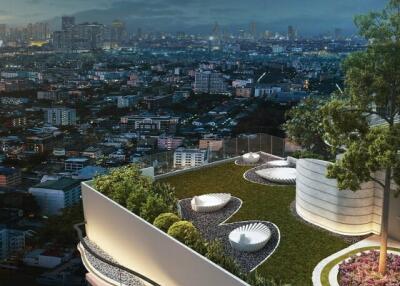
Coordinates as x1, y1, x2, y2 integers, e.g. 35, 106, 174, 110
378, 167, 392, 274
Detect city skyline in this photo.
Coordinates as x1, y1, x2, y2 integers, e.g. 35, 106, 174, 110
2, 0, 385, 35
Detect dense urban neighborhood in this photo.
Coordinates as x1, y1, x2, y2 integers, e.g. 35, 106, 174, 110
0, 1, 399, 286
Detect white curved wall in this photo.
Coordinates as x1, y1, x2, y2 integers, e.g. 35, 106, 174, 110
296, 159, 382, 236
81, 182, 248, 286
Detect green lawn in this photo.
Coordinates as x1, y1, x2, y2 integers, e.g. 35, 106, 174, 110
159, 162, 350, 286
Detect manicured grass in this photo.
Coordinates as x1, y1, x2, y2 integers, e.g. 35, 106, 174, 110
159, 162, 350, 286
320, 246, 400, 286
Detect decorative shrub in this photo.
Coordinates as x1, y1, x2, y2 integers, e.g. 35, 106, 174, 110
168, 221, 205, 254
152, 182, 177, 209
93, 164, 178, 223
290, 150, 325, 160
126, 185, 148, 214
153, 213, 181, 232
246, 271, 290, 286
205, 240, 243, 278
93, 164, 152, 207
140, 194, 171, 223
338, 250, 400, 286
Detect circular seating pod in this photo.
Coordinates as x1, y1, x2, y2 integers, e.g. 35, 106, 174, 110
191, 193, 231, 213
229, 223, 271, 252
242, 152, 260, 164
266, 160, 291, 168
255, 168, 297, 184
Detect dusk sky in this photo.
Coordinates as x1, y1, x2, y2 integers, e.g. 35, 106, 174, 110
1, 0, 386, 34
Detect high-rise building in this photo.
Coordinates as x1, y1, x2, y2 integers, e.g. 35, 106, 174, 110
288, 25, 296, 41
53, 22, 105, 51
250, 22, 257, 39
110, 19, 125, 47
62, 16, 75, 31
73, 23, 105, 50
194, 71, 227, 94
334, 28, 342, 40
27, 22, 50, 41
0, 24, 7, 40
44, 108, 77, 126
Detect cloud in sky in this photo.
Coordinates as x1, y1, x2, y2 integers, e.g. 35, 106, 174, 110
1, 0, 387, 34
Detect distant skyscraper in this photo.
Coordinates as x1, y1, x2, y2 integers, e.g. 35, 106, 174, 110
110, 19, 126, 47
62, 16, 75, 31
136, 27, 142, 39
212, 22, 220, 40
250, 22, 257, 39
288, 25, 296, 41
334, 28, 342, 40
29, 22, 49, 41
0, 24, 6, 40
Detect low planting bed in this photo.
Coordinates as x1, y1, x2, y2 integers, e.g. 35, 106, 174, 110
320, 247, 400, 286
339, 250, 400, 286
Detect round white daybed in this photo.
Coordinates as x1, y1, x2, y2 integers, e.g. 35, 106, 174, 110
255, 168, 297, 184
242, 152, 260, 164
266, 160, 291, 168
229, 223, 271, 252
191, 193, 231, 213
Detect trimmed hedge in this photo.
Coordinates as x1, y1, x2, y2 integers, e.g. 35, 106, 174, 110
153, 213, 181, 232
167, 221, 206, 254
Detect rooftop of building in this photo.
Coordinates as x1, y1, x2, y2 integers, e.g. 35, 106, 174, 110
0, 166, 20, 176
33, 177, 80, 191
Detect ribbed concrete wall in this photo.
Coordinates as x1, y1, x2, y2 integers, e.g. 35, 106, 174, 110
81, 182, 248, 286
296, 159, 382, 236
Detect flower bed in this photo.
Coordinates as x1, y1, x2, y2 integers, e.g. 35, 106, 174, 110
338, 250, 400, 285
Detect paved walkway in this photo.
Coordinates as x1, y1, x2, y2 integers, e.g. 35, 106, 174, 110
312, 235, 400, 286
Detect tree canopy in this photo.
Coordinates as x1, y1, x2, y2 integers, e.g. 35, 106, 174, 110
321, 0, 400, 274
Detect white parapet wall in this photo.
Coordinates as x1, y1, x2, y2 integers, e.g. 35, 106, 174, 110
81, 182, 249, 286
295, 158, 382, 236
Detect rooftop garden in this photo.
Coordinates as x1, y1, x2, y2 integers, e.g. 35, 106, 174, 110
159, 162, 351, 284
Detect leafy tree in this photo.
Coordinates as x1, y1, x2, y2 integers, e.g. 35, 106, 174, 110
153, 213, 181, 232
283, 97, 329, 156
322, 0, 400, 274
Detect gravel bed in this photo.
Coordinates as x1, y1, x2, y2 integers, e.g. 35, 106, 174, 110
243, 164, 292, 186
289, 200, 369, 244
82, 237, 145, 286
235, 153, 279, 166
179, 198, 280, 273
